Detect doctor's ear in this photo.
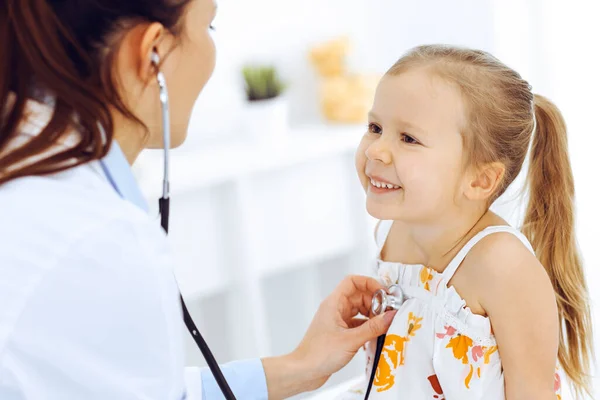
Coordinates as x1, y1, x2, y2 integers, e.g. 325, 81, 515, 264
464, 162, 505, 201
136, 22, 168, 82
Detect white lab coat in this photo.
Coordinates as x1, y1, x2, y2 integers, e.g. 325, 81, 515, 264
0, 155, 209, 398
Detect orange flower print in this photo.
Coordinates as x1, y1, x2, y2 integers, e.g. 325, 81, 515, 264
483, 346, 498, 364
373, 312, 424, 392
427, 375, 445, 399
446, 334, 473, 364
374, 334, 407, 392
407, 312, 423, 337
465, 364, 475, 389
437, 328, 499, 389
420, 267, 434, 291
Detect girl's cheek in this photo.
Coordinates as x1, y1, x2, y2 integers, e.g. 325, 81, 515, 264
355, 140, 370, 173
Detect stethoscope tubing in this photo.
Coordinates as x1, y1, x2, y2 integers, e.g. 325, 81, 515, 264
153, 51, 237, 400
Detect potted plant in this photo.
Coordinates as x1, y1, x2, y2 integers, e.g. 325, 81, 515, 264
241, 64, 288, 142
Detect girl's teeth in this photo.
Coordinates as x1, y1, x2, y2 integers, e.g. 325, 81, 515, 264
370, 178, 400, 189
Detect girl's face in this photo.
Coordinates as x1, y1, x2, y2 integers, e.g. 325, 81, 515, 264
355, 68, 470, 223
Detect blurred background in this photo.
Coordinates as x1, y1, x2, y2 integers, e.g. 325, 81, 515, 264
135, 0, 600, 398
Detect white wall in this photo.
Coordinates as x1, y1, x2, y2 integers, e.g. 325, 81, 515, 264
538, 2, 600, 397
185, 0, 497, 146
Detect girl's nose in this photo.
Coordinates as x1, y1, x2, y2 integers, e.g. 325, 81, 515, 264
365, 137, 393, 165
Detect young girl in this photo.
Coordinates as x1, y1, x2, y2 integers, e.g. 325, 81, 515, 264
340, 45, 593, 399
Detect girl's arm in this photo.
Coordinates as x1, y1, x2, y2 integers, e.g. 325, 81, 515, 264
475, 233, 560, 400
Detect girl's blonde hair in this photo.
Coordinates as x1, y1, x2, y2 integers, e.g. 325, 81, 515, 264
387, 45, 593, 397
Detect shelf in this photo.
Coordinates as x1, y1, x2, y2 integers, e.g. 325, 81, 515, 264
135, 124, 365, 199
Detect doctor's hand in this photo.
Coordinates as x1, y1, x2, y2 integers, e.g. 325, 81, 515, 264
261, 275, 397, 399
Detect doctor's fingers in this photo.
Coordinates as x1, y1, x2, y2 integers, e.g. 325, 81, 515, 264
347, 316, 369, 329
335, 275, 384, 300
333, 275, 383, 318
337, 293, 372, 321
344, 311, 397, 349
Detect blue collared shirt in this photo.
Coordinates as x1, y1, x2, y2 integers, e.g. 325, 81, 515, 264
100, 142, 268, 399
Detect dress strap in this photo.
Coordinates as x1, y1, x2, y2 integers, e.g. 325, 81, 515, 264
375, 220, 394, 252
441, 225, 535, 281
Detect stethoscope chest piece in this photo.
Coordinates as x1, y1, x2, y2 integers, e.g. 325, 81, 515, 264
366, 284, 404, 400
371, 284, 404, 316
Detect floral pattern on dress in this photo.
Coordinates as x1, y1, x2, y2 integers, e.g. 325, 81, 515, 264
554, 366, 562, 399
436, 325, 563, 397
436, 326, 498, 389
373, 312, 423, 392
428, 374, 445, 399
420, 267, 435, 291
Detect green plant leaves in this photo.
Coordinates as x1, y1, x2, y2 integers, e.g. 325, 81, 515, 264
242, 65, 285, 101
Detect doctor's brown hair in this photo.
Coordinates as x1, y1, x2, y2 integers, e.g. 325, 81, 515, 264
388, 45, 593, 398
0, 0, 191, 184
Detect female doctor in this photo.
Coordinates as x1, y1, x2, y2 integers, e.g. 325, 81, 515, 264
0, 0, 396, 398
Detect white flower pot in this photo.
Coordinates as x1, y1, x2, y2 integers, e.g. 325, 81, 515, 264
242, 96, 289, 143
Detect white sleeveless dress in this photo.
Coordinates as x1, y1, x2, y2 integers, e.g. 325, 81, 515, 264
337, 220, 563, 400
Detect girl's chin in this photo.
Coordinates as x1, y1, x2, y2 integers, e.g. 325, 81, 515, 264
366, 202, 402, 221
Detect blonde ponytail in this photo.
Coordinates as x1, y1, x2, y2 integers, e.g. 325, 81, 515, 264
523, 94, 594, 398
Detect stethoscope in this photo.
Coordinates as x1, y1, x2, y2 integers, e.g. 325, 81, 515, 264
151, 51, 237, 400
364, 284, 404, 399
371, 284, 403, 316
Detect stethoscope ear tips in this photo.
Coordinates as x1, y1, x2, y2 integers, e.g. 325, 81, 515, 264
371, 284, 404, 316
151, 51, 161, 67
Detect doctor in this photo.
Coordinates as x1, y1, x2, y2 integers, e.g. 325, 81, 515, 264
0, 0, 396, 398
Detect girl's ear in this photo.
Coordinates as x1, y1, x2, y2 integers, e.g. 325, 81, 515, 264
464, 162, 506, 201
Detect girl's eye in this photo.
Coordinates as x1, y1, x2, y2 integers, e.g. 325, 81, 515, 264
368, 123, 382, 135
401, 133, 418, 145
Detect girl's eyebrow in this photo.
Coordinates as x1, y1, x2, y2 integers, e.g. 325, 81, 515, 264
368, 111, 426, 135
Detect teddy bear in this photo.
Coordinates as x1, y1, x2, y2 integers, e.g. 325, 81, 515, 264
309, 37, 379, 124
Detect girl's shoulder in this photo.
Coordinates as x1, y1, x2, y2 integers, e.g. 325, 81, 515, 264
459, 226, 553, 313
461, 226, 538, 277
446, 224, 544, 314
